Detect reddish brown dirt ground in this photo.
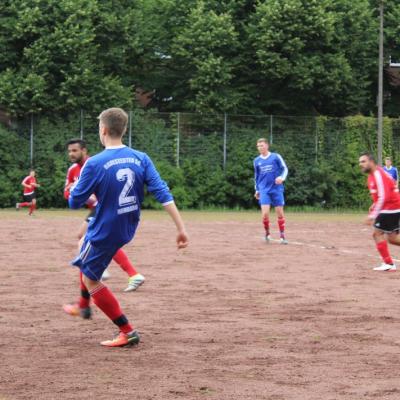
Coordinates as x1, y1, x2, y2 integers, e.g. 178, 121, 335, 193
1, 210, 400, 400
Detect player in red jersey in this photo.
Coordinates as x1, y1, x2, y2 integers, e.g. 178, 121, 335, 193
63, 139, 146, 319
360, 152, 400, 271
16, 169, 40, 215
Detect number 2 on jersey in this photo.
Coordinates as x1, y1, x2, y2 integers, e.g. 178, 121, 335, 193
116, 168, 136, 207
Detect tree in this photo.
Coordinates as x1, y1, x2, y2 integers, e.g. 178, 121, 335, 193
0, 0, 134, 115
247, 0, 378, 115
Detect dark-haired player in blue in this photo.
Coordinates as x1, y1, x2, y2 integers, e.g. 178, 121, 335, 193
254, 138, 288, 244
69, 107, 189, 347
384, 157, 398, 185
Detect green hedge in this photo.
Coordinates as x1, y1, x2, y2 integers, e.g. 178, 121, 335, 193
1, 114, 397, 210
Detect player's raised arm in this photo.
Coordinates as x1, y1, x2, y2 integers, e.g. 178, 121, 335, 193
69, 161, 99, 209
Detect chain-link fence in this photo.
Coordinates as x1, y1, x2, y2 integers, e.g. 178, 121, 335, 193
2, 111, 400, 208
9, 111, 400, 169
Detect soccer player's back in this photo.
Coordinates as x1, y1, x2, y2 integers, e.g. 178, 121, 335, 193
68, 108, 188, 347
70, 146, 173, 248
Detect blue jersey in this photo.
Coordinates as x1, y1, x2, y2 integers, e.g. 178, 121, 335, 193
384, 166, 398, 182
254, 152, 288, 193
69, 145, 173, 248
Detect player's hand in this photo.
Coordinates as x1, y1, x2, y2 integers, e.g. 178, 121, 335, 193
365, 217, 374, 226
275, 177, 284, 185
176, 230, 189, 249
254, 192, 260, 200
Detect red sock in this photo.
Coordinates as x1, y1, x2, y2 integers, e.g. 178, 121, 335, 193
78, 272, 90, 309
19, 202, 30, 207
29, 203, 36, 215
278, 217, 285, 238
90, 283, 133, 334
376, 241, 393, 264
263, 217, 270, 235
113, 248, 137, 277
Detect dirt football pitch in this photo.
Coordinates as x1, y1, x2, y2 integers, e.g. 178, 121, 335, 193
2, 209, 400, 400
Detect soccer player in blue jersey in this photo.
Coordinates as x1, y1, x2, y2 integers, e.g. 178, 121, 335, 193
254, 138, 288, 244
384, 157, 398, 184
69, 107, 189, 347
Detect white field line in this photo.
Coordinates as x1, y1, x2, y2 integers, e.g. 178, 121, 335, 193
264, 237, 400, 263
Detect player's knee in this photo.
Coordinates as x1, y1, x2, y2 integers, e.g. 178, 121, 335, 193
388, 234, 399, 244
82, 275, 98, 290
373, 230, 383, 240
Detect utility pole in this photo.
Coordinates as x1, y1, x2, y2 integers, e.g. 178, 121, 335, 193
377, 1, 384, 165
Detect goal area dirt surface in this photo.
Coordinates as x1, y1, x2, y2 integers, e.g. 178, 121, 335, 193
1, 210, 400, 400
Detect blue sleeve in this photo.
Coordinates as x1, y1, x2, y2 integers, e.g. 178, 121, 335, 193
69, 160, 99, 209
395, 168, 398, 181
144, 155, 174, 204
254, 160, 259, 192
276, 154, 288, 180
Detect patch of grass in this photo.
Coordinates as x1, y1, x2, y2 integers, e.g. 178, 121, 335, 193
0, 208, 366, 223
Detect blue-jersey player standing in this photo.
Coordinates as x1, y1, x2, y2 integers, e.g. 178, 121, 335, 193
384, 157, 398, 185
254, 138, 288, 244
69, 108, 189, 347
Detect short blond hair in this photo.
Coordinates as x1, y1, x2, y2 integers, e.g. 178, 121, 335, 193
98, 108, 128, 138
257, 138, 268, 144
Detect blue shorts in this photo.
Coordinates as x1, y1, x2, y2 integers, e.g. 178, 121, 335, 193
259, 190, 285, 207
71, 239, 120, 281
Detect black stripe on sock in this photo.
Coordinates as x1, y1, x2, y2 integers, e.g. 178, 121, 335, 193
113, 314, 128, 327
81, 289, 90, 300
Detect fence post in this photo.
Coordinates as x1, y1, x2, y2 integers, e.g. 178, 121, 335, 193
128, 110, 132, 148
223, 113, 227, 171
270, 115, 273, 144
30, 113, 34, 167
315, 117, 318, 163
176, 112, 180, 168
80, 109, 84, 139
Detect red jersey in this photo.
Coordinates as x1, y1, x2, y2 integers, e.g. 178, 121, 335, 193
64, 161, 85, 200
22, 176, 37, 195
64, 157, 97, 207
368, 167, 400, 218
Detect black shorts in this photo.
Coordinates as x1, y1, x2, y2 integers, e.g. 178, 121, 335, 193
85, 208, 96, 223
374, 212, 400, 233
23, 193, 36, 202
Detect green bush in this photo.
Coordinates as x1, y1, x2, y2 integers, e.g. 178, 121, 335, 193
0, 113, 396, 210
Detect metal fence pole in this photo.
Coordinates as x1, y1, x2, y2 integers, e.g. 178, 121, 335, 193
80, 109, 84, 139
128, 110, 132, 148
315, 117, 318, 163
30, 113, 34, 167
223, 113, 227, 171
176, 112, 180, 168
377, 1, 384, 165
270, 115, 273, 144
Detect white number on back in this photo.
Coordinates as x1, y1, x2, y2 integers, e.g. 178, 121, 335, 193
116, 168, 136, 206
